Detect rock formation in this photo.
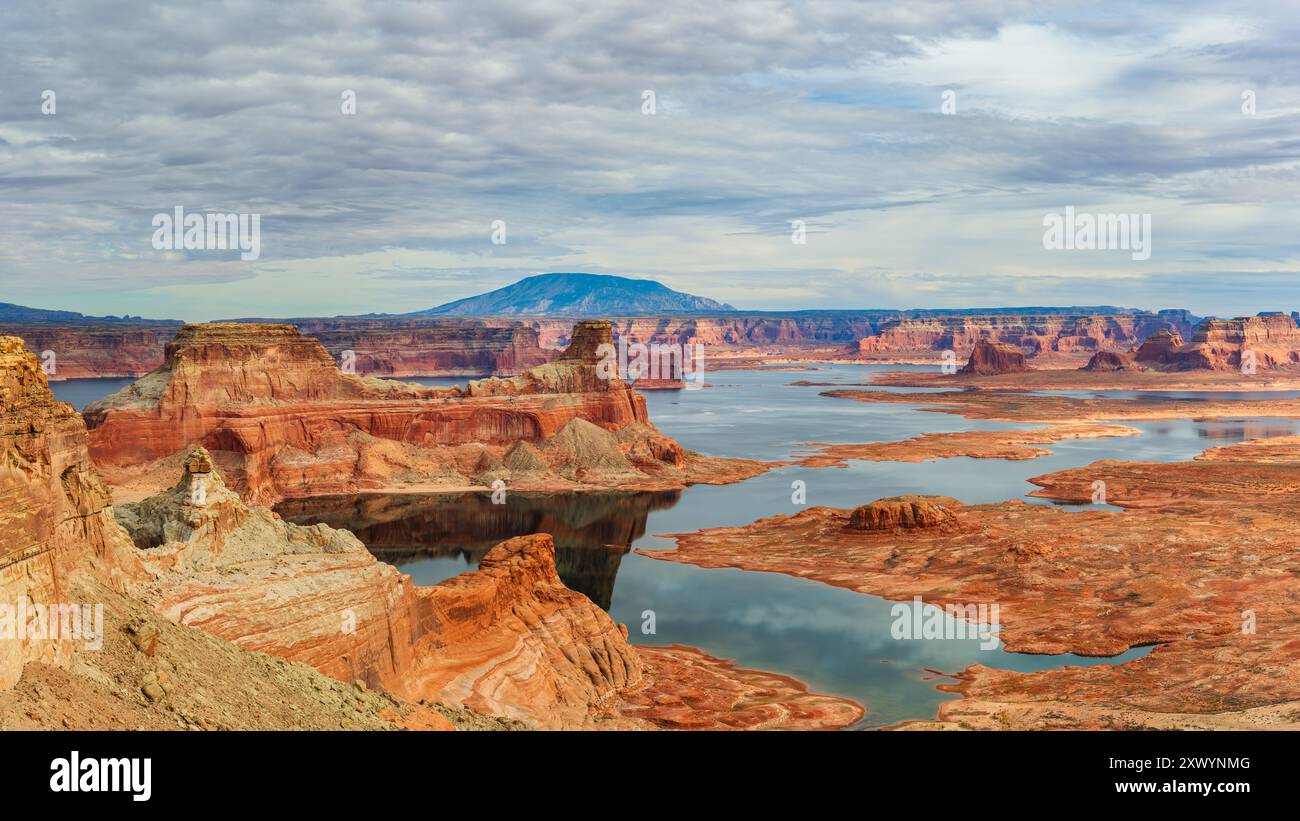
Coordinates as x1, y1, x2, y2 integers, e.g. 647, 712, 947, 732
651, 435, 1300, 729
846, 496, 959, 531
84, 321, 765, 505
120, 449, 861, 729
1129, 314, 1300, 371
0, 337, 143, 688
120, 451, 643, 727
269, 318, 551, 377
1081, 350, 1139, 371
0, 337, 503, 731
854, 311, 1195, 365
958, 340, 1028, 375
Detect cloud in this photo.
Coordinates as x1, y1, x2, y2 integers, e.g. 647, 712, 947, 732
0, 0, 1298, 320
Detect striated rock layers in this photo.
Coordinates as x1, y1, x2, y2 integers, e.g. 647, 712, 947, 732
0, 336, 143, 688
272, 318, 551, 377
959, 340, 1028, 375
854, 311, 1194, 362
121, 451, 642, 727
120, 450, 862, 729
1134, 313, 1300, 371
0, 338, 489, 731
0, 323, 179, 380
84, 320, 765, 505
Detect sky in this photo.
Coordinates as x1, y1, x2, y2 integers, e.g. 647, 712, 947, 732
2, 0, 1299, 321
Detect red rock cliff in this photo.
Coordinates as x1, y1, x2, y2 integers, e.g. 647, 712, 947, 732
84, 321, 761, 504
0, 337, 142, 688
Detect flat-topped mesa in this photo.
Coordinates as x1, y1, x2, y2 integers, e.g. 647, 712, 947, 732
0, 337, 142, 688
958, 340, 1028, 375
85, 320, 760, 505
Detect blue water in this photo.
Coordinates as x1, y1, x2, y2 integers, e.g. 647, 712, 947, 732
49, 377, 136, 410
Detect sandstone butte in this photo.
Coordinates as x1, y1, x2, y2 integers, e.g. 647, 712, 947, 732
958, 339, 1028, 376
83, 320, 767, 505
0, 336, 863, 730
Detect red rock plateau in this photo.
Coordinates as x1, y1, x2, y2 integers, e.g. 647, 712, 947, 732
83, 320, 765, 505
959, 340, 1028, 375
0, 323, 180, 379
117, 449, 862, 729
1133, 313, 1300, 371
648, 435, 1300, 728
852, 311, 1196, 367
270, 317, 551, 377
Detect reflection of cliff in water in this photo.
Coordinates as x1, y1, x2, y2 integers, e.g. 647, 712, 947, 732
275, 490, 682, 610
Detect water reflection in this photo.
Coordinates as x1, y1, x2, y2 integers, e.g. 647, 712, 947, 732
277, 490, 680, 610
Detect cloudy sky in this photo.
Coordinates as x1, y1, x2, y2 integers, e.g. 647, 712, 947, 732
2, 1, 1298, 321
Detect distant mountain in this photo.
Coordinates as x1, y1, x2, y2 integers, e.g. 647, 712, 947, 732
407, 273, 735, 317
0, 302, 177, 324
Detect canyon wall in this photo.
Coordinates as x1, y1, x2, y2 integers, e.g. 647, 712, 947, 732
0, 337, 143, 688
0, 323, 180, 379
1133, 313, 1300, 371
84, 320, 764, 505
854, 310, 1198, 362
271, 318, 551, 376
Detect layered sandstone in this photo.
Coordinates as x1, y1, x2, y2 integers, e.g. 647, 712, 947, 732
0, 338, 493, 731
1131, 314, 1300, 371
0, 323, 179, 379
84, 321, 765, 505
847, 496, 957, 531
853, 311, 1194, 365
0, 337, 142, 688
121, 453, 643, 727
121, 451, 861, 729
793, 423, 1140, 466
958, 340, 1028, 375
1081, 350, 1138, 371
275, 318, 551, 377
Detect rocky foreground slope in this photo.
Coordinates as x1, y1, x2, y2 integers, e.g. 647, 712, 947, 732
84, 320, 764, 505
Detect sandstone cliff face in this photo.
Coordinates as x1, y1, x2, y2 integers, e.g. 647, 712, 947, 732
0, 323, 179, 379
854, 312, 1191, 361
121, 451, 643, 728
84, 321, 760, 505
1133, 314, 1300, 371
0, 337, 143, 688
959, 340, 1028, 375
280, 318, 551, 377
